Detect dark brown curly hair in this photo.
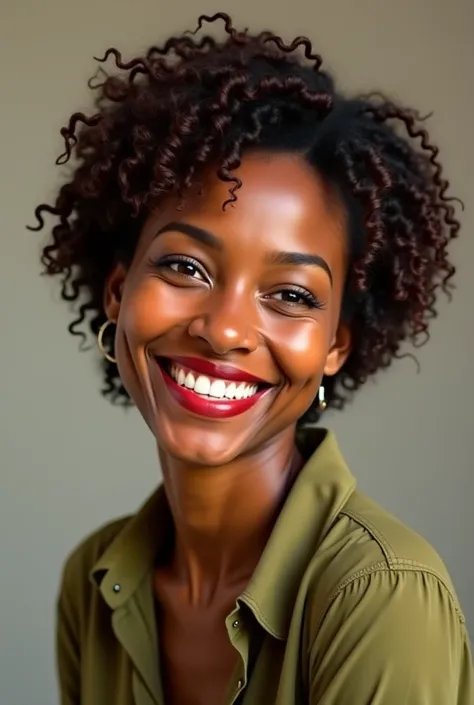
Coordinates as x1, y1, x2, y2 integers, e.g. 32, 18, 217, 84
28, 13, 460, 425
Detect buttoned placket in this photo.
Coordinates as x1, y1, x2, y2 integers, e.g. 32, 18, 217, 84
102, 573, 163, 705
226, 607, 249, 705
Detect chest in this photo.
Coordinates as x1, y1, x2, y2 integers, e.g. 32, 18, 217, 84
154, 575, 242, 705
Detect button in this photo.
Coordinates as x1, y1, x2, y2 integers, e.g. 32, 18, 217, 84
237, 679, 243, 689
232, 619, 240, 629
113, 583, 121, 593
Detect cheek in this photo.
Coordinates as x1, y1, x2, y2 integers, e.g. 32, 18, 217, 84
268, 316, 330, 386
119, 277, 194, 343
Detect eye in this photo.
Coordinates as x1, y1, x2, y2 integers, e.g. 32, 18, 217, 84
268, 287, 325, 310
168, 260, 205, 280
149, 255, 208, 282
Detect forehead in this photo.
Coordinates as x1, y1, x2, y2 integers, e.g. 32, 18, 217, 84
144, 151, 348, 267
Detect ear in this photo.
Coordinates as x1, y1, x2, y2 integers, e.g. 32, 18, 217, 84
103, 262, 128, 322
323, 321, 352, 377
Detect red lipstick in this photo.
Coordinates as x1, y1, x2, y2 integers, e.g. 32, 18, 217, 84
156, 359, 271, 419
166, 356, 268, 384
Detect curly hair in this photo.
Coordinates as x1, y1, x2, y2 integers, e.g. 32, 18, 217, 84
29, 12, 460, 425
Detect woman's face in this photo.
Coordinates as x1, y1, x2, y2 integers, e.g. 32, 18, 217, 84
106, 151, 351, 465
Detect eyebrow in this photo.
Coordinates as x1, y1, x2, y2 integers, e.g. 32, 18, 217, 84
155, 221, 333, 286
265, 251, 333, 286
155, 222, 222, 250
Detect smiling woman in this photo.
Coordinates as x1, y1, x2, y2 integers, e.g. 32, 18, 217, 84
101, 154, 349, 467
30, 12, 472, 705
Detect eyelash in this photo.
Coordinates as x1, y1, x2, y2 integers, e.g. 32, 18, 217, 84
149, 255, 325, 310
273, 288, 324, 310
149, 254, 208, 279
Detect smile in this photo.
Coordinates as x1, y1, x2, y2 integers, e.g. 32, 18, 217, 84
155, 357, 272, 419
170, 361, 260, 399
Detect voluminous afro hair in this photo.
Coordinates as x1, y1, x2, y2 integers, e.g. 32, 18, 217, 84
29, 13, 460, 425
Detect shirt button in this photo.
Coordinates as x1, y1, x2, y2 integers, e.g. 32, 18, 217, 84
113, 583, 121, 593
237, 679, 243, 689
232, 619, 240, 629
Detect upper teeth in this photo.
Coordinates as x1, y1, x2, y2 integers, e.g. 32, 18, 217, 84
170, 364, 259, 400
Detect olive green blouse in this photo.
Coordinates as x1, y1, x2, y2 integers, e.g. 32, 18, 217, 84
56, 430, 473, 704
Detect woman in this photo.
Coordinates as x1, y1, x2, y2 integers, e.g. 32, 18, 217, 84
30, 13, 472, 705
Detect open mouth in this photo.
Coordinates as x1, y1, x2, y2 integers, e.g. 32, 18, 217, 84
154, 357, 273, 418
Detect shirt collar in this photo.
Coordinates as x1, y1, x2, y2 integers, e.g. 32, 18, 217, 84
90, 486, 171, 609
91, 429, 356, 637
240, 428, 356, 639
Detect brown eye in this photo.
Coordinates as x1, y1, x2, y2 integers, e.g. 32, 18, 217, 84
274, 291, 306, 305
168, 261, 205, 280
149, 254, 209, 282
269, 288, 324, 309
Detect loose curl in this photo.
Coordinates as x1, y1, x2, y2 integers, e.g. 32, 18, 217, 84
29, 13, 460, 425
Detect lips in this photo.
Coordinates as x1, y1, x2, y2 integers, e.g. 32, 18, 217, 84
154, 356, 273, 419
167, 356, 269, 384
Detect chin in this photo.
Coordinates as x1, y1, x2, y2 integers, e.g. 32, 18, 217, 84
155, 422, 247, 467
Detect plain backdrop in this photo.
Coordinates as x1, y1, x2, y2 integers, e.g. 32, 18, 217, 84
1, 0, 473, 703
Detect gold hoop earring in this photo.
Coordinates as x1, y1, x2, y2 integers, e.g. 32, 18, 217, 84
97, 320, 117, 363
318, 385, 327, 411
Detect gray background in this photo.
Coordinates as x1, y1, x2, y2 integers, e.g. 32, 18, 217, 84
1, 0, 472, 703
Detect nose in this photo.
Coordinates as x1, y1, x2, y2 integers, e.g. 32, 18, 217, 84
187, 290, 260, 355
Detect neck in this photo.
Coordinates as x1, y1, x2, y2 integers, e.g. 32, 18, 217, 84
158, 427, 302, 603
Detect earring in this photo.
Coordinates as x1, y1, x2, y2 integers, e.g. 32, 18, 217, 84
318, 385, 327, 411
97, 320, 117, 363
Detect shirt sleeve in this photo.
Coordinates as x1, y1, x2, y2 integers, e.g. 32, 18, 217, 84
309, 568, 474, 704
56, 562, 81, 705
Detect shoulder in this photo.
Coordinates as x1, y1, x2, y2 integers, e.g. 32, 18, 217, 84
303, 492, 474, 702
306, 489, 465, 629
343, 490, 458, 588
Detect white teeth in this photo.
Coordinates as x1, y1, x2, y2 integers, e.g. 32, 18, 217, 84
194, 375, 211, 395
234, 383, 246, 400
209, 379, 226, 398
224, 382, 236, 399
184, 372, 195, 389
169, 363, 260, 400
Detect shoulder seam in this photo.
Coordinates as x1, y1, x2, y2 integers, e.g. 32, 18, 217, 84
313, 562, 465, 638
340, 505, 461, 605
340, 506, 396, 565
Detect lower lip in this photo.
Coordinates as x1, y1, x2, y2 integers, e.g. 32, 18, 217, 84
157, 361, 270, 419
